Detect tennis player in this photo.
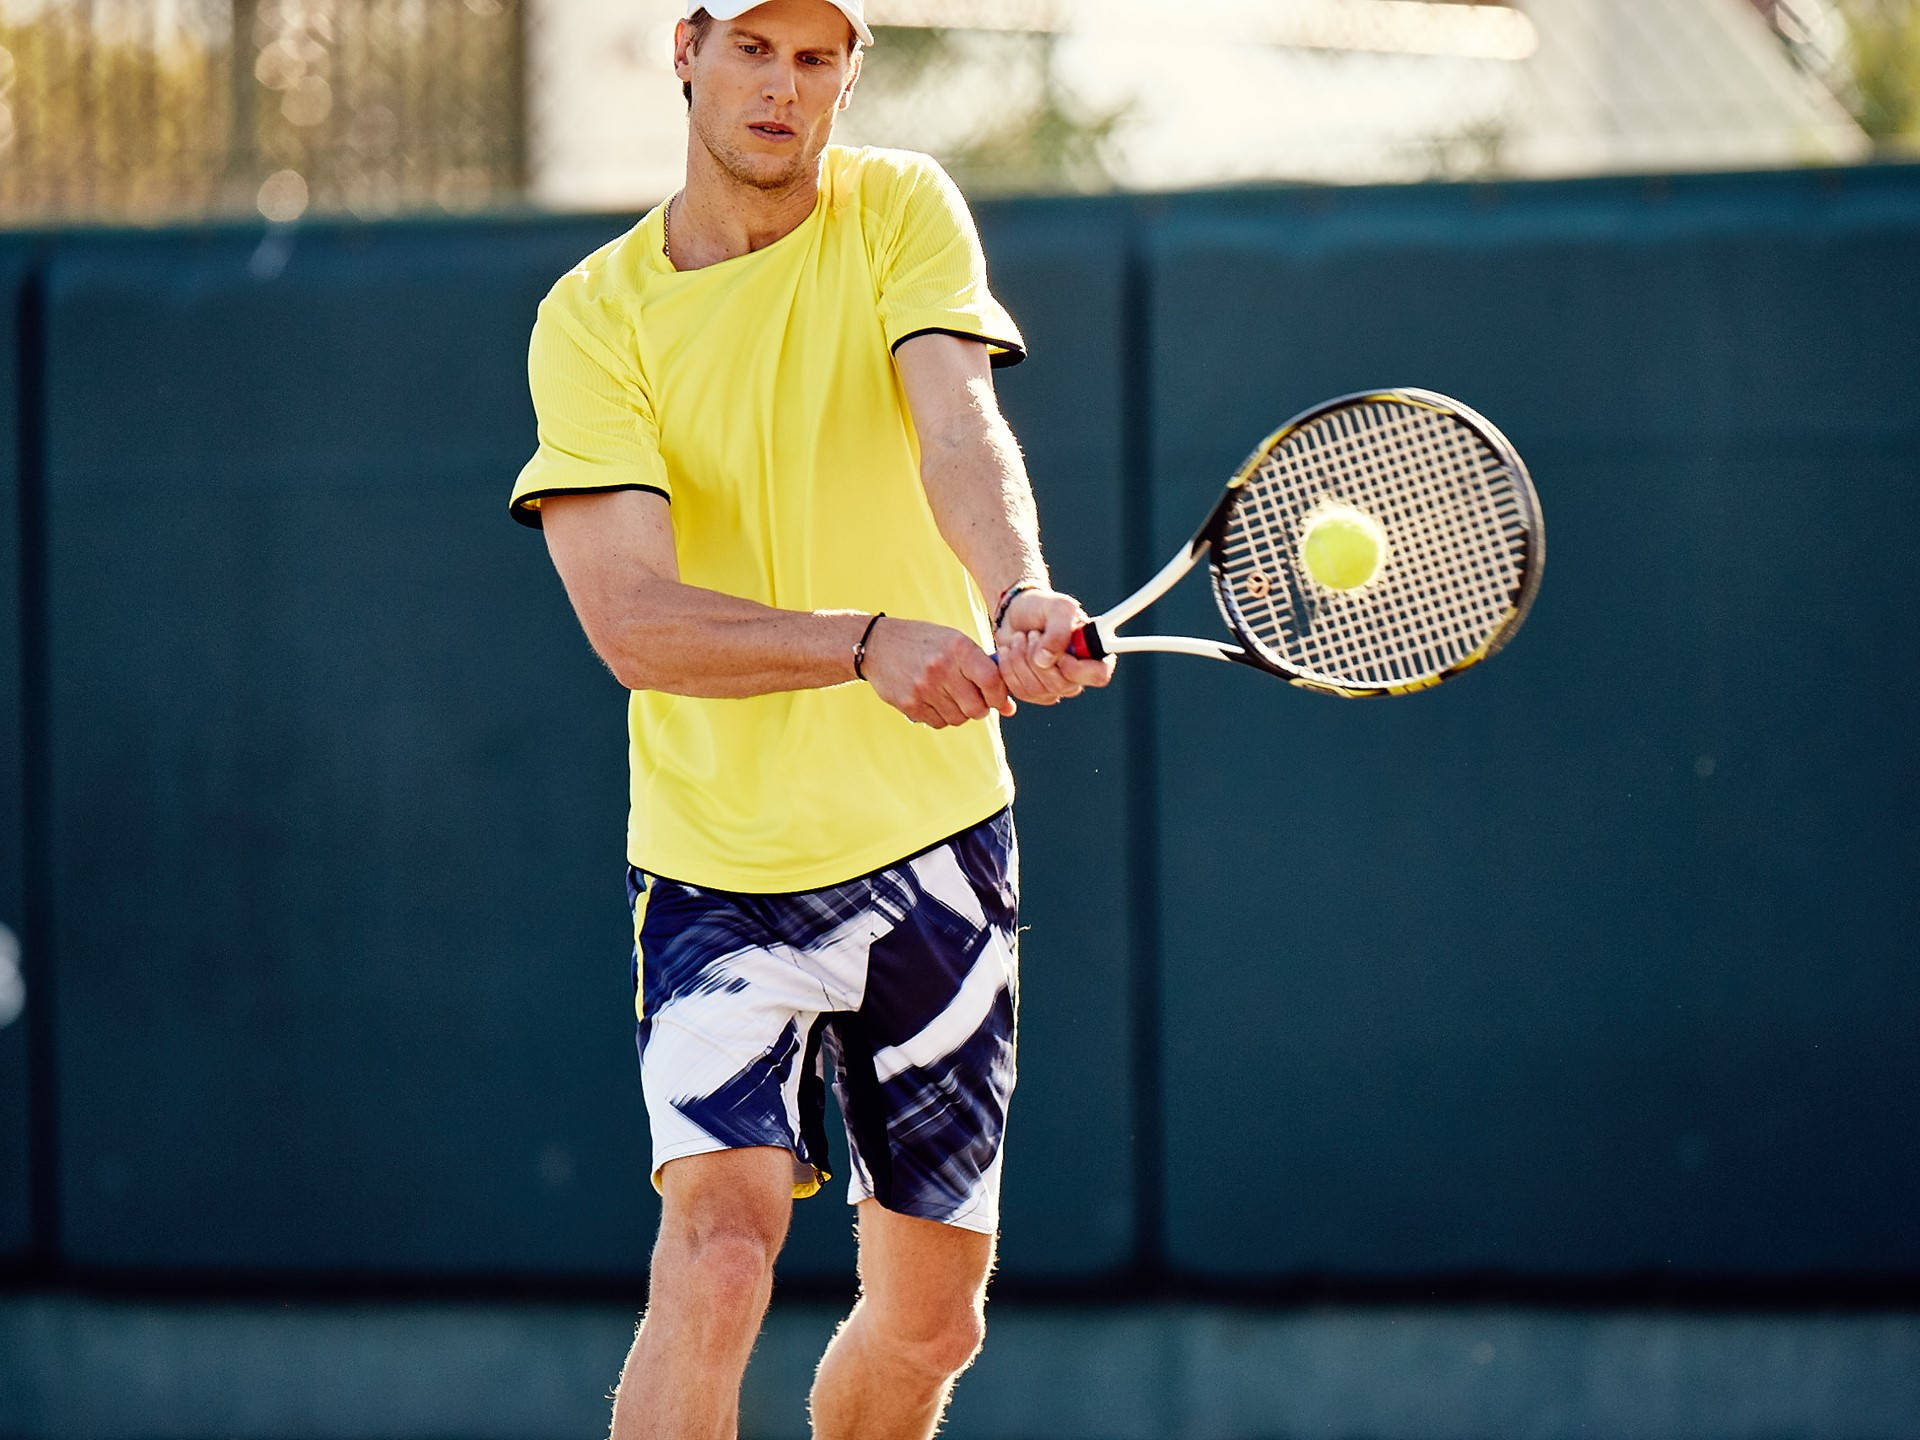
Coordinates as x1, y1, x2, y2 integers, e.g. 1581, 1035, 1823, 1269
509, 1, 1110, 1435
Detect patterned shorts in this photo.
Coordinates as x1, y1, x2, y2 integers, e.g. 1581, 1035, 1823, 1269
629, 808, 1019, 1235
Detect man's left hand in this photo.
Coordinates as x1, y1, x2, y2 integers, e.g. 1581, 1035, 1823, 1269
994, 587, 1116, 704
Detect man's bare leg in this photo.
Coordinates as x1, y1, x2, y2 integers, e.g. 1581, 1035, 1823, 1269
809, 1201, 996, 1440
610, 1147, 795, 1440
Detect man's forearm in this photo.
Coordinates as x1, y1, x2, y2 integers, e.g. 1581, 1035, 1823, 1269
915, 380, 1051, 608
582, 579, 1010, 727
577, 576, 872, 697
542, 487, 1005, 719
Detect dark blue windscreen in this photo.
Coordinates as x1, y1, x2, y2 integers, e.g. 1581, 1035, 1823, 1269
41, 208, 1141, 1284
1146, 168, 1920, 1280
44, 219, 656, 1276
0, 241, 32, 1262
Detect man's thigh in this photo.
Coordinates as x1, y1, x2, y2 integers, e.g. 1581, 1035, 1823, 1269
656, 1147, 798, 1250
852, 1199, 997, 1322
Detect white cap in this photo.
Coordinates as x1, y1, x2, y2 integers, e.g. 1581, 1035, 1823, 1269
688, 0, 873, 48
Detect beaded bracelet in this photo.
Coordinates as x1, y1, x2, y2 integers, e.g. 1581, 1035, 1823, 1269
852, 613, 886, 681
992, 581, 1043, 631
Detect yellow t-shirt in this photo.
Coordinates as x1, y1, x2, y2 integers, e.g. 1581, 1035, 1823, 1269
511, 146, 1026, 893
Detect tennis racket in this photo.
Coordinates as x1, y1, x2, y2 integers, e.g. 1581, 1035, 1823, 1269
1069, 388, 1542, 697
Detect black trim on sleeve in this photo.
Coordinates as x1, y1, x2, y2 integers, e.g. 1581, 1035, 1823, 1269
891, 327, 1027, 369
508, 483, 672, 530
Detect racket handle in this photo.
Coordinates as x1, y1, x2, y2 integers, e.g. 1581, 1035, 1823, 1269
1068, 623, 1107, 661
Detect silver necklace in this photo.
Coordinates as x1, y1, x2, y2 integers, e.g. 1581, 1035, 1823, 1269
664, 194, 676, 264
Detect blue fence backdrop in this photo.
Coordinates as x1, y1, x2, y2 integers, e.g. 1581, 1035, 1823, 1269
1, 163, 1917, 1298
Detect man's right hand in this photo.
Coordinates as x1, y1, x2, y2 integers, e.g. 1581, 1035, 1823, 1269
995, 586, 1116, 705
862, 617, 1015, 729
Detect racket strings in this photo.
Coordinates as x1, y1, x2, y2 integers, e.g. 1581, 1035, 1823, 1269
1218, 402, 1531, 688
1266, 417, 1513, 679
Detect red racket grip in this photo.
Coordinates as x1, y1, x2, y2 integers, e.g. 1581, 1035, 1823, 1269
1068, 623, 1107, 661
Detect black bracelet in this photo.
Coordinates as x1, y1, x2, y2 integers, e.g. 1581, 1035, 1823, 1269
993, 581, 1041, 631
853, 613, 886, 681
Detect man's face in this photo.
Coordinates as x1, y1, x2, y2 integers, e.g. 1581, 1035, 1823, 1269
676, 0, 861, 194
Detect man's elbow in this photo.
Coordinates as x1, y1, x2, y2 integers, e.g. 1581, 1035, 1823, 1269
583, 630, 663, 693
606, 648, 671, 693
608, 658, 651, 692
571, 582, 680, 692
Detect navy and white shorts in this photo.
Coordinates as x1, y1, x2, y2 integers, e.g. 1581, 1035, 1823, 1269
628, 808, 1018, 1235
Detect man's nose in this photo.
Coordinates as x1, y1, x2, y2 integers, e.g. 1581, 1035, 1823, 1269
763, 62, 799, 105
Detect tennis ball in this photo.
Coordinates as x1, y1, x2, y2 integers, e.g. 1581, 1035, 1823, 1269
1299, 504, 1386, 591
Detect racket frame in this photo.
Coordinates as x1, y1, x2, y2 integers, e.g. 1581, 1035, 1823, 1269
1073, 388, 1542, 696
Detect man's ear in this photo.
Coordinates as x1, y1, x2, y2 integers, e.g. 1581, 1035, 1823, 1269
673, 18, 697, 85
837, 51, 862, 111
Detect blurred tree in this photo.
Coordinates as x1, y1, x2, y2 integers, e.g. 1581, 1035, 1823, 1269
0, 9, 230, 222
1830, 0, 1920, 149
853, 25, 1129, 195
944, 39, 1130, 194
0, 1, 521, 226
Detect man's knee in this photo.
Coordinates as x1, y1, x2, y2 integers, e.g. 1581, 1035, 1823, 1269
667, 1224, 779, 1315
651, 1149, 793, 1322
879, 1302, 987, 1382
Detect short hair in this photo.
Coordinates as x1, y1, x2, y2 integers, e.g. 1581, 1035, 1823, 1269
683, 9, 715, 106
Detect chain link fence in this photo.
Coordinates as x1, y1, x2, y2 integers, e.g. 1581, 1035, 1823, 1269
0, 0, 522, 225
0, 0, 1916, 227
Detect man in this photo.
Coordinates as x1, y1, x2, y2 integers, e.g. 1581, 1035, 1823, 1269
509, 1, 1111, 1435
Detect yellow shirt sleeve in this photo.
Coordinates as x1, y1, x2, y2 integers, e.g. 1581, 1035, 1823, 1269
875, 156, 1026, 368
509, 281, 671, 529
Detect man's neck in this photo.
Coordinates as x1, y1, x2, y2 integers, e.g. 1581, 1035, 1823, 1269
668, 148, 824, 271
